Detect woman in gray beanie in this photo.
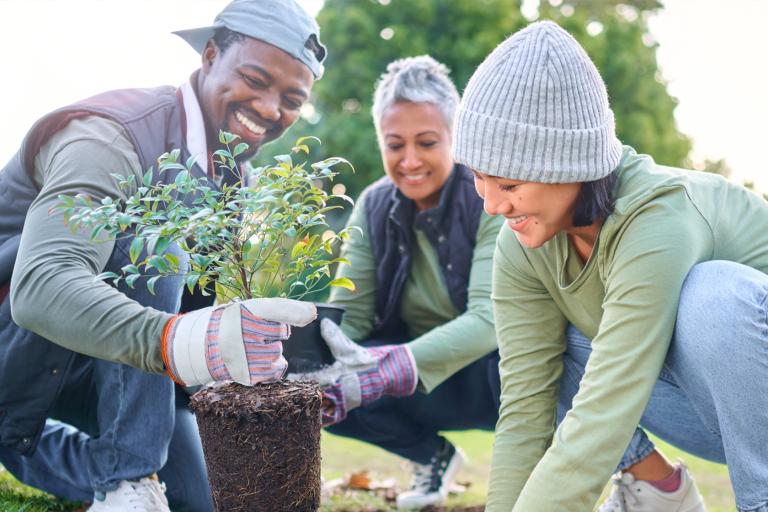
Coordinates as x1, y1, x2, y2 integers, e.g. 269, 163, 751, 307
453, 21, 768, 512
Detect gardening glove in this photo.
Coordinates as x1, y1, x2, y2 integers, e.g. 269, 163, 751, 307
161, 298, 316, 387
291, 318, 417, 426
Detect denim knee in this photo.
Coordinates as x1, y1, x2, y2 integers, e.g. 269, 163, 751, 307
675, 260, 768, 371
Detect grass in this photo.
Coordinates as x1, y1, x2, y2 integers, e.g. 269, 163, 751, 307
0, 431, 735, 511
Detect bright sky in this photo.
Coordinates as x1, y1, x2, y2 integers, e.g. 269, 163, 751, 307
1, 0, 766, 190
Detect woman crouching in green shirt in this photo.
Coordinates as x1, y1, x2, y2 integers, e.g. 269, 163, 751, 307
315, 56, 505, 509
452, 21, 768, 512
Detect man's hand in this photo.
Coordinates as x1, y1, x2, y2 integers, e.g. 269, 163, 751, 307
292, 318, 417, 426
161, 298, 316, 387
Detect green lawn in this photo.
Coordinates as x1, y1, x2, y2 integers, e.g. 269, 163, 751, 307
1, 431, 735, 511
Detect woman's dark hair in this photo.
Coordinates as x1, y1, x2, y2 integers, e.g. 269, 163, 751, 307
212, 27, 245, 54
571, 171, 619, 227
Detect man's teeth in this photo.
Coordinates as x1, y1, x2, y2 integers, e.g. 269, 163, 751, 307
403, 173, 427, 182
235, 111, 266, 135
509, 215, 528, 225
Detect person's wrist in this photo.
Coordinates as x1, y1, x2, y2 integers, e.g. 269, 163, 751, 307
378, 344, 418, 397
161, 314, 185, 386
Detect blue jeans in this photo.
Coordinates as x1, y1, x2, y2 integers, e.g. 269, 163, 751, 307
0, 237, 212, 511
327, 350, 500, 464
561, 261, 768, 512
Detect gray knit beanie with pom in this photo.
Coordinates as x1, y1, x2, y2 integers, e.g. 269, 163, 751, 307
452, 21, 623, 183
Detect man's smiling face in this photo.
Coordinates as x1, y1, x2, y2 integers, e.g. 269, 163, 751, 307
197, 36, 314, 160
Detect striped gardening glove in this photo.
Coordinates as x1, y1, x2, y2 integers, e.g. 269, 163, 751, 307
290, 318, 417, 426
161, 298, 316, 387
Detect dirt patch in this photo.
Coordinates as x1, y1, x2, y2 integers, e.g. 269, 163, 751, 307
191, 380, 322, 511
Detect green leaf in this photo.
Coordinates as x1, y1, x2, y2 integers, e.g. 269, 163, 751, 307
186, 273, 200, 293
148, 255, 170, 273
57, 195, 75, 208
121, 264, 140, 274
174, 171, 190, 187
219, 130, 239, 145
125, 273, 141, 289
329, 277, 355, 291
273, 154, 293, 166
142, 168, 154, 187
232, 142, 250, 158
155, 236, 170, 255
185, 155, 199, 170
129, 237, 145, 264
146, 275, 161, 295
165, 252, 180, 270
95, 271, 120, 281
295, 135, 321, 147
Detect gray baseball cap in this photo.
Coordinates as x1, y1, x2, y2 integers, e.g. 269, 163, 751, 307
173, 0, 326, 79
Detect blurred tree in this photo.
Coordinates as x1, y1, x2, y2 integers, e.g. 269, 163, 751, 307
538, 0, 691, 169
261, 0, 692, 203
698, 157, 732, 179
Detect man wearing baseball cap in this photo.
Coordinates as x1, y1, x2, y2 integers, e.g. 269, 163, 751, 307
0, 1, 325, 510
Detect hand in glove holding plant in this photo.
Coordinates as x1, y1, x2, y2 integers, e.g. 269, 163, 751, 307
292, 318, 417, 426
162, 298, 316, 387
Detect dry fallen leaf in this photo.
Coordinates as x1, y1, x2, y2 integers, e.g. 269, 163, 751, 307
347, 470, 372, 489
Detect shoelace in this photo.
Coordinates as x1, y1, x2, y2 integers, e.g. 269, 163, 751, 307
409, 461, 435, 492
599, 474, 640, 512
408, 449, 451, 494
128, 478, 168, 511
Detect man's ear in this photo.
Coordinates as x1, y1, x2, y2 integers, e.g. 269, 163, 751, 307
201, 40, 219, 73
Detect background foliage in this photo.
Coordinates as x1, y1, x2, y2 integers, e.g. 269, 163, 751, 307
262, 0, 692, 205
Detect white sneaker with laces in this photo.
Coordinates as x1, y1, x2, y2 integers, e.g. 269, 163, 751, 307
396, 439, 465, 510
88, 475, 170, 512
598, 462, 706, 512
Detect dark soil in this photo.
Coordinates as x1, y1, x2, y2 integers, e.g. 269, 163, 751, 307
191, 380, 322, 512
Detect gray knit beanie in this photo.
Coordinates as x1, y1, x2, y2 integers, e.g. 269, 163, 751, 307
453, 21, 623, 183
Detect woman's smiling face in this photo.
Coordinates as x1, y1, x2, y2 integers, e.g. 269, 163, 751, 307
471, 170, 583, 248
378, 101, 454, 211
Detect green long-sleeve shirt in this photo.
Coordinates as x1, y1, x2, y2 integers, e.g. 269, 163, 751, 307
10, 116, 171, 372
329, 191, 504, 392
487, 146, 768, 511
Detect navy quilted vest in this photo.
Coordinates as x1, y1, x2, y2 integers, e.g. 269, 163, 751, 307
363, 165, 484, 338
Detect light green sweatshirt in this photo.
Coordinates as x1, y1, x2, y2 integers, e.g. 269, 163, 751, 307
488, 146, 768, 511
329, 191, 504, 392
11, 116, 170, 372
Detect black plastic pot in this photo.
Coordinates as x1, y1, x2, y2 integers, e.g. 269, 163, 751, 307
283, 303, 345, 373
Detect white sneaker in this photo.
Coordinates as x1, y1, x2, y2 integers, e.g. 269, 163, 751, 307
598, 462, 706, 512
88, 475, 171, 512
396, 438, 465, 510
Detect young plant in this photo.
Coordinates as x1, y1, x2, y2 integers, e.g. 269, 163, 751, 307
56, 132, 358, 301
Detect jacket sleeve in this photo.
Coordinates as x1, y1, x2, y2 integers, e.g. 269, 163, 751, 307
408, 212, 504, 392
10, 116, 172, 372
486, 224, 567, 511
328, 194, 377, 342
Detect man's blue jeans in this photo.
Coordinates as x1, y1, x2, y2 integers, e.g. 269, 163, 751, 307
562, 261, 768, 512
0, 237, 212, 511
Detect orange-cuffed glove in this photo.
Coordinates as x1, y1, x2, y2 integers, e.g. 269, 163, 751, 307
161, 298, 316, 387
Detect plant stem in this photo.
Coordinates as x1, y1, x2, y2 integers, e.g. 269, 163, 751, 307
231, 237, 252, 300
